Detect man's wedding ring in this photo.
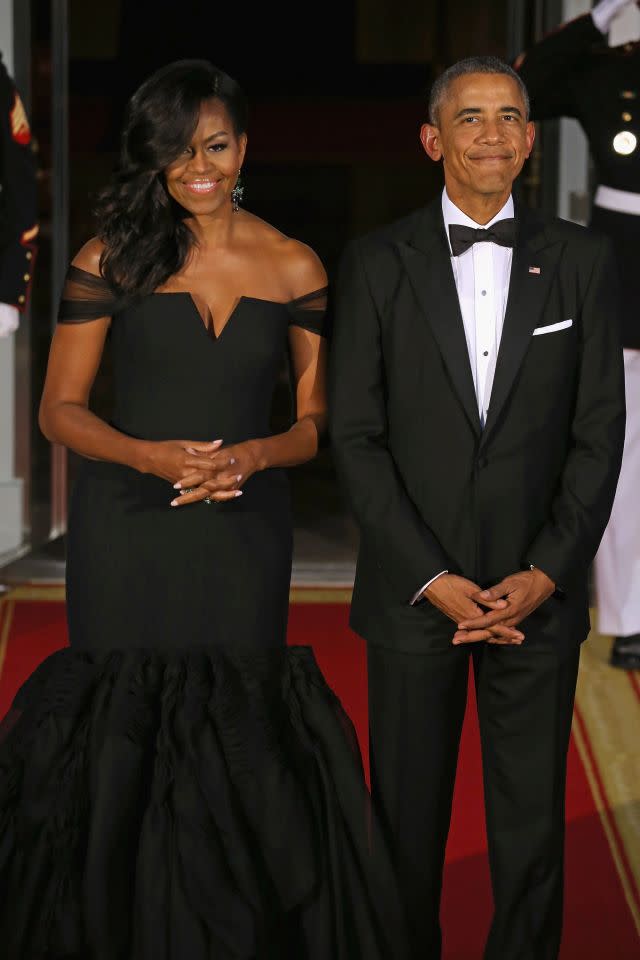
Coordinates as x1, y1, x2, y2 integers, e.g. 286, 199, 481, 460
204, 497, 213, 505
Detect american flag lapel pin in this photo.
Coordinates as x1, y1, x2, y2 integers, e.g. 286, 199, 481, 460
529, 266, 541, 275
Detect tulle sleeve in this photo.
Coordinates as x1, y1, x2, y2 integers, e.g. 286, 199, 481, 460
286, 286, 330, 338
57, 265, 126, 323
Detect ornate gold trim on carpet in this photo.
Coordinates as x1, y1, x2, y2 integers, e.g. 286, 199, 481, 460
289, 587, 353, 604
0, 596, 15, 682
3, 584, 66, 602
574, 625, 640, 937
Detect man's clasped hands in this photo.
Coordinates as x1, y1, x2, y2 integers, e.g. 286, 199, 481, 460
424, 568, 556, 646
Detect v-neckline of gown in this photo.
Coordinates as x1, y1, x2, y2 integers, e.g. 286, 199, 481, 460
151, 291, 286, 343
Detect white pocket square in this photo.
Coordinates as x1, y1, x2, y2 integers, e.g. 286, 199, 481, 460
532, 319, 573, 337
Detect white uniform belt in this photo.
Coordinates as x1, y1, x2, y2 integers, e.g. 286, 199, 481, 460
594, 185, 640, 216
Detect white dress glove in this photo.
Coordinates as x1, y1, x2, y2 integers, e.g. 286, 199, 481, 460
592, 0, 637, 33
0, 303, 20, 337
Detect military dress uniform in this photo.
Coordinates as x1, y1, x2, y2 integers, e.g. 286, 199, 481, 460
0, 51, 37, 326
518, 13, 640, 669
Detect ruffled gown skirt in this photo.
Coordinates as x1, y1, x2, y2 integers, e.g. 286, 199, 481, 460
0, 464, 408, 958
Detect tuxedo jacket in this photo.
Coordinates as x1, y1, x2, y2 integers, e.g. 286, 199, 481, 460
329, 198, 626, 654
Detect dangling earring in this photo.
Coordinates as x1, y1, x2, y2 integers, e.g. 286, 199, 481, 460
231, 170, 244, 212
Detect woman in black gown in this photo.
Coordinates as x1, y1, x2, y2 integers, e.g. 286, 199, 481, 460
0, 61, 407, 959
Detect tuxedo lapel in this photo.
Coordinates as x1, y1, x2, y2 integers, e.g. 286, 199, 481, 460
481, 209, 563, 447
396, 202, 481, 436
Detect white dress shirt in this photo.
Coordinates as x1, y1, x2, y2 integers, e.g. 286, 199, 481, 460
443, 188, 514, 425
411, 189, 515, 604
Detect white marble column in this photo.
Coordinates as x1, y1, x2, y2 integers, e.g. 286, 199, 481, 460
0, 0, 23, 555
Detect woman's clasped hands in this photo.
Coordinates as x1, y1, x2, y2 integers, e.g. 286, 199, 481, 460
138, 438, 261, 506
172, 439, 263, 506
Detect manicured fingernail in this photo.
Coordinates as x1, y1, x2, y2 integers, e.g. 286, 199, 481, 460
235, 490, 243, 497
229, 458, 236, 465
212, 439, 223, 445
480, 590, 490, 599
173, 482, 181, 489
236, 474, 242, 482
170, 499, 178, 507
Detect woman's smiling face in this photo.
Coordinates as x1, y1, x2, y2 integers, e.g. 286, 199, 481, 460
164, 97, 247, 217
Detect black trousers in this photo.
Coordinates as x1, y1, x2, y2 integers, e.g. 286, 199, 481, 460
368, 639, 580, 960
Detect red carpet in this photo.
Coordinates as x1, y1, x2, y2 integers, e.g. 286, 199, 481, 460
1, 594, 639, 958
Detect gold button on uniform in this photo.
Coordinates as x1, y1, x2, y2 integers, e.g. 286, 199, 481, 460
24, 273, 30, 282
622, 112, 633, 122
25, 251, 32, 260
18, 295, 25, 304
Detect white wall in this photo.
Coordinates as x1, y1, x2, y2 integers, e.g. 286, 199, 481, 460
557, 0, 592, 222
0, 0, 12, 72
0, 0, 24, 557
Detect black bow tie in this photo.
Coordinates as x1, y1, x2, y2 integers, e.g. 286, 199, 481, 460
448, 218, 516, 257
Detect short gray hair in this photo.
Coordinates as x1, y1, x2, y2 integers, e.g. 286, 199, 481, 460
428, 56, 530, 126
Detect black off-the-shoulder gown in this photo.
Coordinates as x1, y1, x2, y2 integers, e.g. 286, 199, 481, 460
0, 267, 408, 959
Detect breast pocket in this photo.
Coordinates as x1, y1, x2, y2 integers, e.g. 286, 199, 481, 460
522, 314, 579, 417
532, 318, 573, 336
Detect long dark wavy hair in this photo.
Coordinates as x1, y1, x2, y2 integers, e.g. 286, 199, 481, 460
95, 60, 248, 298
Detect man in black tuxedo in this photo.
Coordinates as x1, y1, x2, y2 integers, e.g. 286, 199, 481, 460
329, 57, 625, 960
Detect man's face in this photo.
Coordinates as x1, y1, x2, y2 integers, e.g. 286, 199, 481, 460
421, 72, 535, 204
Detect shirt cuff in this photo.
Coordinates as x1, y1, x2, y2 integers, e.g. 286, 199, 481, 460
410, 570, 449, 605
527, 562, 561, 594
